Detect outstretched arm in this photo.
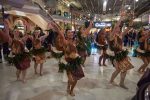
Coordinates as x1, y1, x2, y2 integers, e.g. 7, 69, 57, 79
49, 22, 67, 46
81, 21, 93, 36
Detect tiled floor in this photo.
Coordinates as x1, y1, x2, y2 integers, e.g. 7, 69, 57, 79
0, 54, 146, 100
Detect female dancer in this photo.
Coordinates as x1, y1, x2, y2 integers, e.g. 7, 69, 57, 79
109, 11, 134, 89
32, 29, 48, 76
51, 22, 84, 96
137, 30, 150, 73
96, 30, 108, 66
12, 39, 31, 83
65, 30, 84, 96
76, 21, 93, 67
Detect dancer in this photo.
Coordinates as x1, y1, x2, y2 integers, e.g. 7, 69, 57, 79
32, 29, 48, 76
109, 11, 134, 89
11, 39, 31, 83
52, 32, 65, 72
65, 30, 84, 96
51, 22, 84, 96
96, 30, 108, 66
137, 30, 150, 73
76, 21, 93, 67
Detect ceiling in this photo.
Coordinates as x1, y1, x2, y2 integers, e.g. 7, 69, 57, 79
0, 0, 149, 17
44, 0, 150, 16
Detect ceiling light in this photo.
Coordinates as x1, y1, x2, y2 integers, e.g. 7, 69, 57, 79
128, 6, 131, 10
135, 0, 139, 2
67, 4, 70, 7
103, 1, 107, 11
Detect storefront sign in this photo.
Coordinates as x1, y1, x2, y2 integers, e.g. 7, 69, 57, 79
94, 22, 111, 28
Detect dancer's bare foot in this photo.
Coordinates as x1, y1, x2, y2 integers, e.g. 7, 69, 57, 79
103, 64, 107, 66
67, 88, 70, 94
110, 81, 118, 86
70, 92, 75, 96
35, 71, 38, 74
22, 79, 26, 83
99, 63, 101, 66
40, 73, 43, 76
17, 78, 21, 81
120, 84, 128, 89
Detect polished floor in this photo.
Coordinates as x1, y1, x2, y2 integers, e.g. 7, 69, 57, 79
0, 52, 147, 100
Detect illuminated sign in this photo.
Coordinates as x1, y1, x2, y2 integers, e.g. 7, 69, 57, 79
94, 22, 111, 28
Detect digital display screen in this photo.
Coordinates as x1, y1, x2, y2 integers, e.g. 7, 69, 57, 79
94, 22, 111, 28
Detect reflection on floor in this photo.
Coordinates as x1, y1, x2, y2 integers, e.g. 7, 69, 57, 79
0, 54, 145, 100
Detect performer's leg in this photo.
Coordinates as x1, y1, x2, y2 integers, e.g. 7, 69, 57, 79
82, 56, 86, 67
138, 57, 149, 73
110, 69, 120, 85
66, 71, 73, 94
16, 70, 21, 80
103, 50, 107, 66
40, 63, 44, 76
34, 63, 38, 74
120, 71, 128, 89
99, 55, 103, 66
70, 80, 77, 96
22, 69, 27, 83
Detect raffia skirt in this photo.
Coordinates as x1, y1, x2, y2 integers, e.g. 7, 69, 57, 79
113, 57, 134, 72
67, 65, 84, 81
15, 57, 31, 70
34, 54, 46, 64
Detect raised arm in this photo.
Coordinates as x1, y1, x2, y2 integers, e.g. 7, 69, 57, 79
81, 21, 93, 35
50, 22, 67, 45
40, 31, 49, 43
